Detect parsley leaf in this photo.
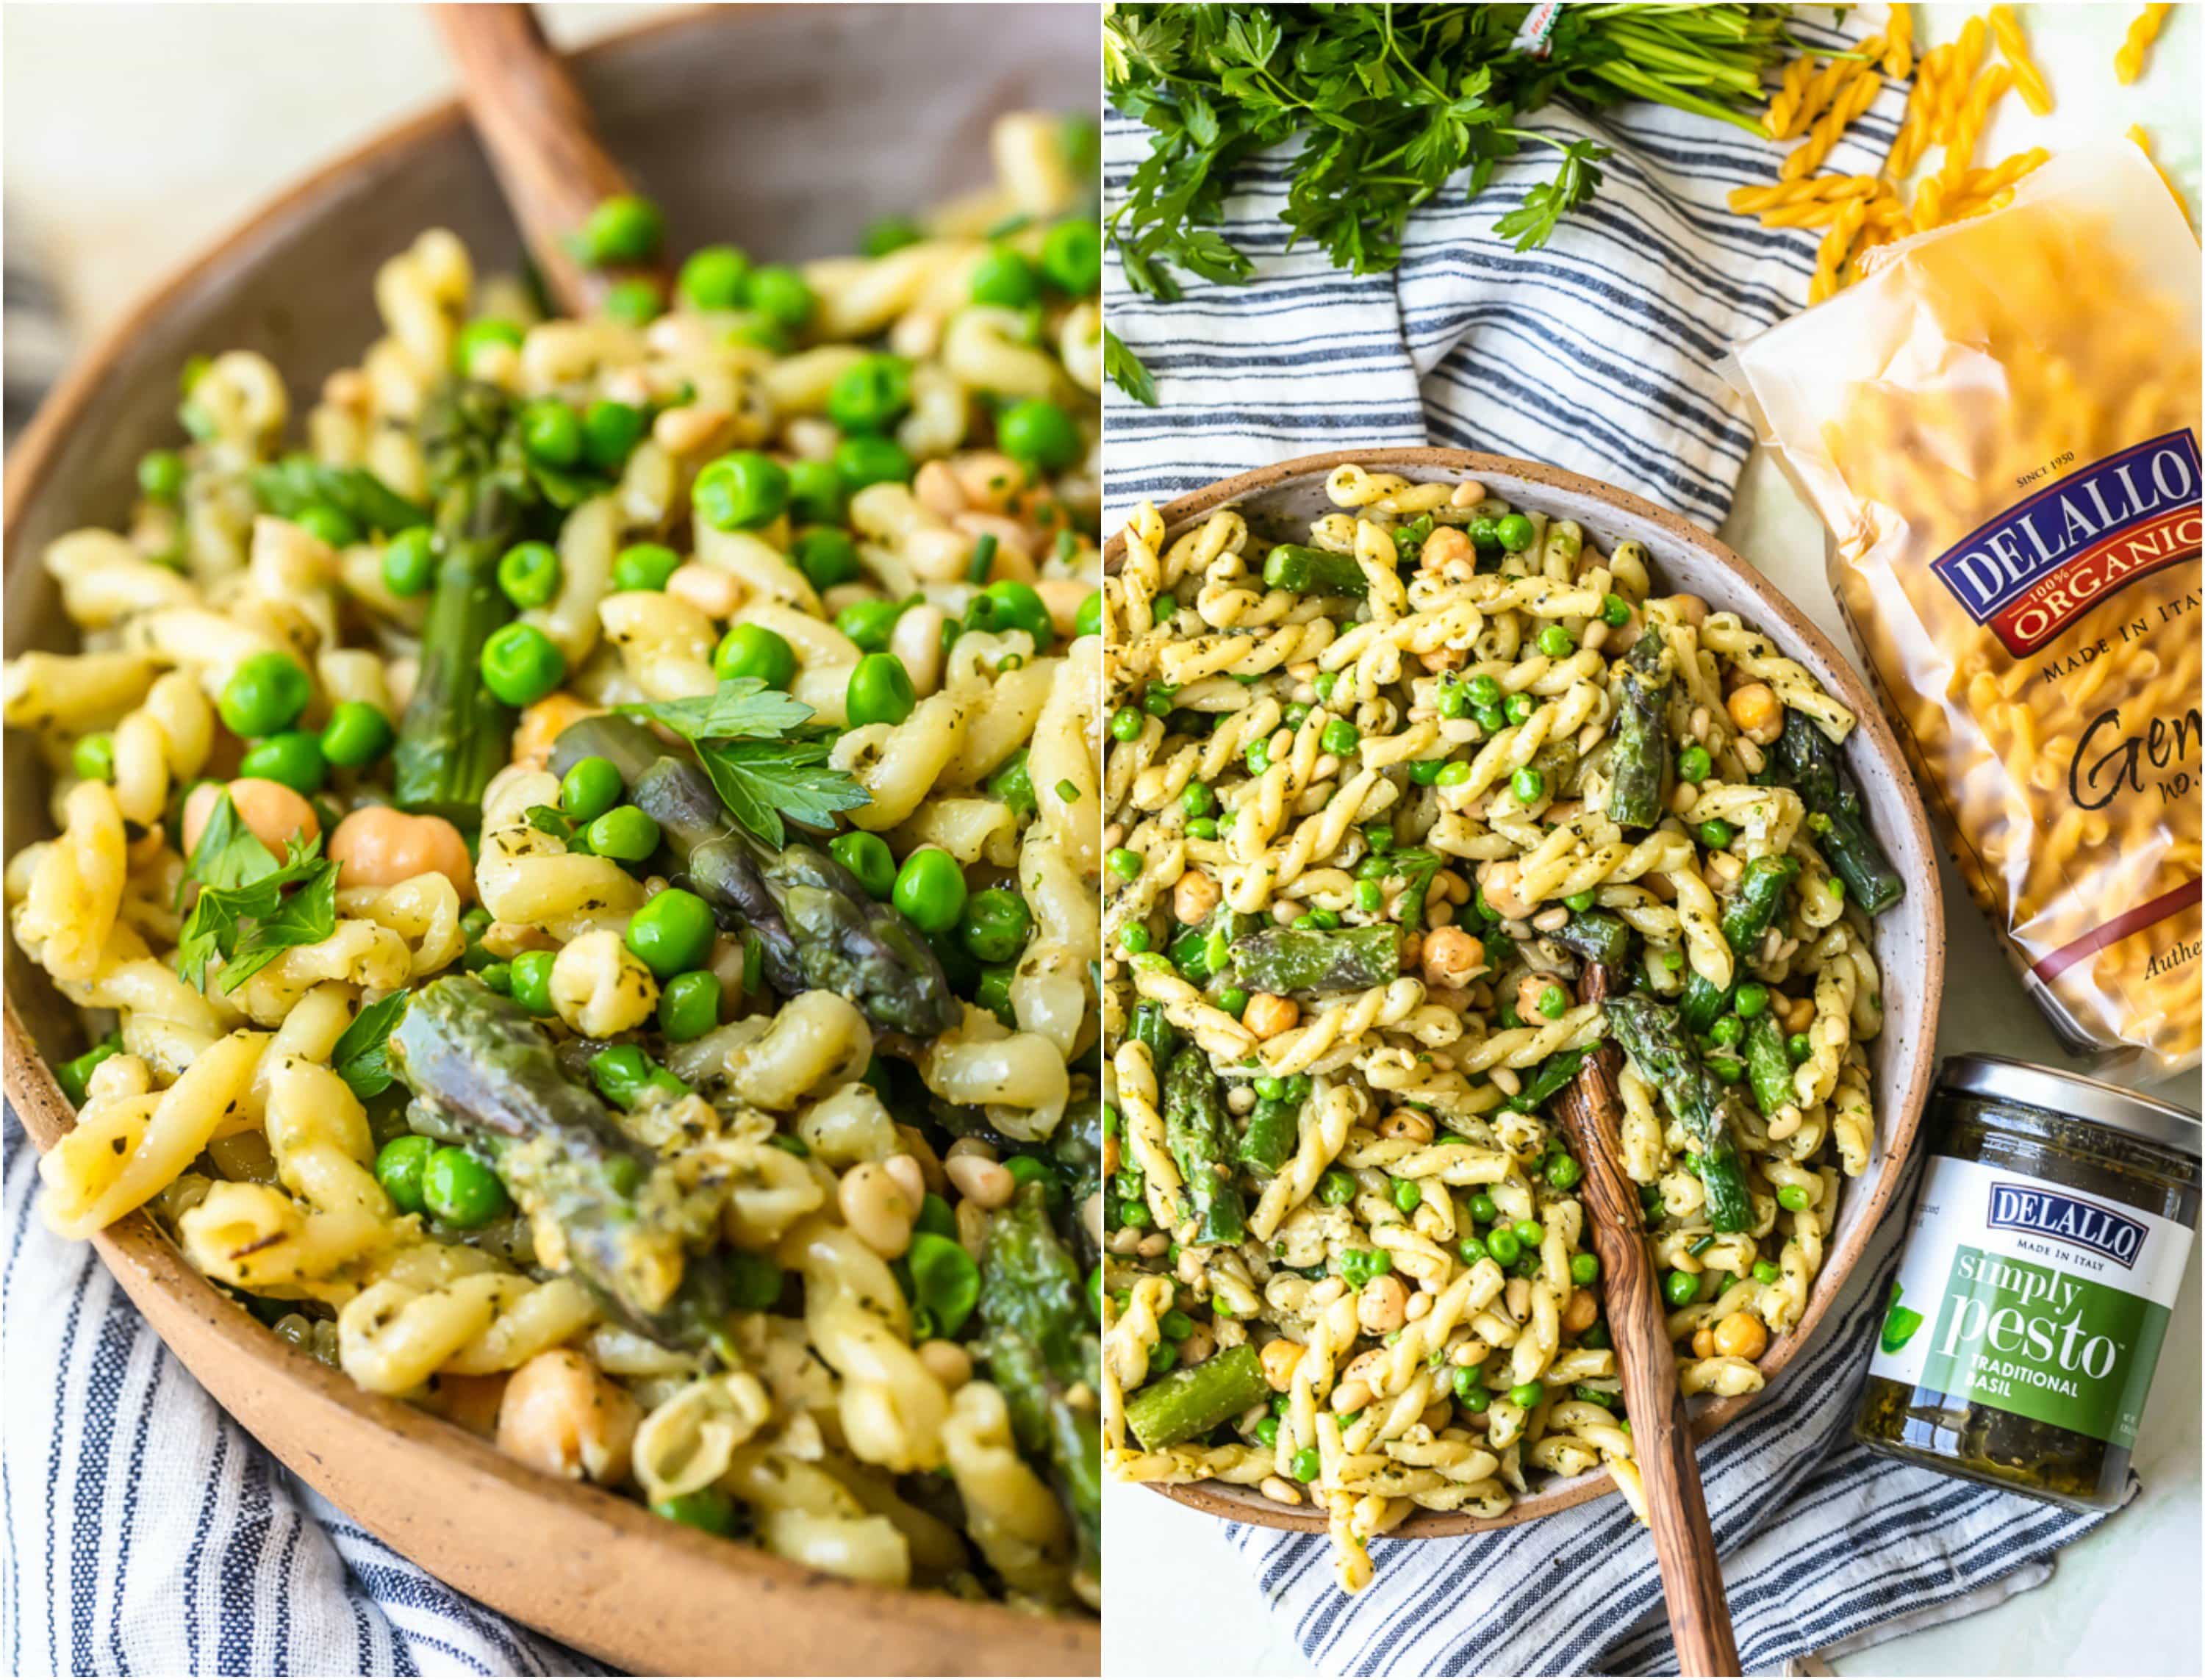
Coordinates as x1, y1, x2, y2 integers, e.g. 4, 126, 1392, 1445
1103, 328, 1158, 407
331, 989, 411, 1101
1492, 138, 1612, 253
617, 678, 868, 848
181, 793, 278, 900
175, 796, 340, 992
619, 678, 817, 744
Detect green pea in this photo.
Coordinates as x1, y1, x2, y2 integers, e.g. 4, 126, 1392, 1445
1391, 1177, 1421, 1213
767, 531, 854, 599
478, 961, 513, 995
423, 1146, 510, 1228
1105, 847, 1141, 883
373, 1135, 436, 1216
1290, 1446, 1322, 1483
1535, 623, 1574, 659
1469, 1193, 1498, 1227
970, 247, 1041, 307
1753, 1260, 1783, 1285
1469, 516, 1499, 549
725, 1250, 784, 1311
509, 950, 556, 1016
975, 961, 1016, 1024
1457, 1235, 1488, 1266
479, 622, 567, 707
833, 434, 914, 490
1252, 1415, 1280, 1449
1734, 982, 1771, 1019
678, 244, 752, 310
1119, 924, 1150, 955
559, 756, 624, 824
1435, 681, 1471, 720
713, 623, 797, 689
1075, 589, 1102, 639
829, 830, 897, 900
746, 264, 815, 328
892, 847, 967, 934
1459, 675, 1497, 709
1108, 706, 1149, 744
1321, 717, 1359, 756
978, 580, 1053, 647
1570, 1252, 1600, 1286
1486, 1228, 1522, 1266
827, 353, 913, 434
1496, 513, 1535, 552
835, 597, 908, 653
381, 528, 437, 597
1474, 703, 1507, 734
319, 700, 394, 769
137, 448, 186, 502
653, 1487, 736, 1537
1776, 1183, 1813, 1213
574, 193, 664, 266
606, 277, 664, 325
239, 731, 328, 795
1698, 818, 1737, 850
1039, 217, 1103, 294
293, 504, 359, 549
498, 540, 564, 609
460, 906, 493, 940
587, 804, 662, 864
71, 733, 115, 782
1454, 1374, 1491, 1412
906, 1230, 983, 1337
657, 970, 723, 1041
453, 317, 524, 377
1663, 1269, 1699, 1307
589, 1044, 687, 1110
1355, 879, 1383, 913
219, 652, 311, 737
1408, 758, 1446, 786
1511, 766, 1547, 805
1565, 890, 1596, 913
958, 888, 1032, 963
520, 399, 584, 468
612, 541, 681, 594
54, 1035, 121, 1107
1602, 592, 1632, 628
1547, 1152, 1582, 1191
1507, 1380, 1545, 1408
1513, 1219, 1545, 1246
1504, 693, 1535, 726
1677, 743, 1713, 783
626, 888, 716, 979
694, 450, 790, 531
1710, 1054, 1745, 1084
995, 398, 1081, 472
1788, 1032, 1814, 1064
1710, 1015, 1743, 1047
1213, 983, 1247, 1016
1435, 761, 1473, 789
1317, 1169, 1356, 1207
582, 399, 646, 471
846, 652, 916, 727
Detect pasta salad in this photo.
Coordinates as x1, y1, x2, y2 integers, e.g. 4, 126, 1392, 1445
1099, 464, 1898, 1592
7, 113, 1102, 1615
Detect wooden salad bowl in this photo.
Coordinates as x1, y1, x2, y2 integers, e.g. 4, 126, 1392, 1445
1103, 448, 1947, 1538
4, 7, 1097, 1673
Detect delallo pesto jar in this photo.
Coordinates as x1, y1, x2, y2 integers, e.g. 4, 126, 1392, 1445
1855, 1056, 2199, 1510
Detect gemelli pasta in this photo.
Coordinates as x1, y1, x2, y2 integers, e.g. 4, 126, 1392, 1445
1732, 143, 2201, 1078
1100, 464, 1900, 1590
9, 112, 1103, 1614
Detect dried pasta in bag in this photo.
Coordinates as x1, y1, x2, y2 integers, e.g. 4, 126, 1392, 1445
1730, 145, 2201, 1077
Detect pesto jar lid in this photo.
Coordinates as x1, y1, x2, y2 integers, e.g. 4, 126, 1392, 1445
1940, 1054, 2201, 1159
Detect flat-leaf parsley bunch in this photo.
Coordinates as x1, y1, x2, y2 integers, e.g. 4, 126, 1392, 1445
1103, 3, 1799, 399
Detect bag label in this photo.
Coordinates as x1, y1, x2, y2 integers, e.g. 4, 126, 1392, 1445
1869, 1154, 2193, 1449
1931, 429, 2201, 656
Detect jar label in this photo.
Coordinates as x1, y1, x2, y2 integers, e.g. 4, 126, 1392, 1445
1866, 1154, 2193, 1449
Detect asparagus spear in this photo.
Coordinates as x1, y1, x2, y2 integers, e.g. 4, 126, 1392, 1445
1606, 629, 1672, 829
390, 975, 735, 1357
1125, 1343, 1268, 1451
392, 382, 531, 820
1678, 854, 1801, 1033
1236, 1091, 1299, 1174
977, 1181, 1101, 1579
252, 455, 429, 534
1262, 543, 1369, 596
1743, 1012, 1796, 1120
1548, 909, 1632, 972
1164, 1046, 1247, 1246
1604, 994, 1752, 1232
1127, 998, 1177, 1069
1230, 925, 1401, 994
548, 715, 958, 1038
1763, 710, 1903, 913
1506, 1045, 1590, 1113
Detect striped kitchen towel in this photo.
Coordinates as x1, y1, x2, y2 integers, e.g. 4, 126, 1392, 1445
1105, 10, 2129, 1676
1103, 14, 1893, 533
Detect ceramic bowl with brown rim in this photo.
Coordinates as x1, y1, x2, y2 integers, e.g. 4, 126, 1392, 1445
1102, 448, 1946, 1540
3, 7, 1097, 1675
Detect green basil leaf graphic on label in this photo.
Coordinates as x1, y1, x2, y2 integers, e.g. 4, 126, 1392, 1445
1879, 1279, 1924, 1353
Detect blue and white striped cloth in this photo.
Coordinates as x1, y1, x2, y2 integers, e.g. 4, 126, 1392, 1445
1105, 12, 2126, 1675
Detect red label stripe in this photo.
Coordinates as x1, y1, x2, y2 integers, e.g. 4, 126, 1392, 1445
2030, 877, 2204, 983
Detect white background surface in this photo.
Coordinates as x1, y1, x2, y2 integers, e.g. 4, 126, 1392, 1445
4, 4, 2198, 1678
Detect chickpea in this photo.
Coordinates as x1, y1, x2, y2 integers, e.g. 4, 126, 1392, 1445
1692, 1325, 1716, 1360
944, 1152, 1016, 1210
1036, 578, 1092, 640
1377, 1109, 1434, 1145
1477, 859, 1535, 922
913, 459, 967, 519
665, 563, 744, 621
1420, 525, 1472, 570
1260, 1337, 1303, 1392
511, 692, 603, 772
839, 1160, 917, 1258
1669, 592, 1708, 628
495, 1349, 640, 1485
1726, 681, 1784, 745
1358, 1274, 1409, 1335
329, 805, 476, 900
1713, 1311, 1769, 1361
1341, 1348, 1389, 1389
917, 1339, 974, 1390
1242, 993, 1299, 1039
1420, 925, 1487, 990
950, 450, 1026, 514
1516, 974, 1556, 1021
1173, 869, 1222, 925
1562, 1286, 1600, 1335
182, 778, 319, 858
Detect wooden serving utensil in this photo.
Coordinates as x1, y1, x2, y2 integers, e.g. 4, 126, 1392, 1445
430, 2, 670, 316
1552, 963, 1740, 1677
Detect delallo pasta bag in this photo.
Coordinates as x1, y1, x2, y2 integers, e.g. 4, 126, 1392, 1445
1730, 143, 2200, 1077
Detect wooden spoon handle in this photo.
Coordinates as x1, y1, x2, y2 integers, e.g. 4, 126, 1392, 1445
1556, 971, 1740, 1677
430, 2, 667, 316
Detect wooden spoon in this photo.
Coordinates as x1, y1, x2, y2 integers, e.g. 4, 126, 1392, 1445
1552, 963, 1740, 1676
430, 2, 671, 316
